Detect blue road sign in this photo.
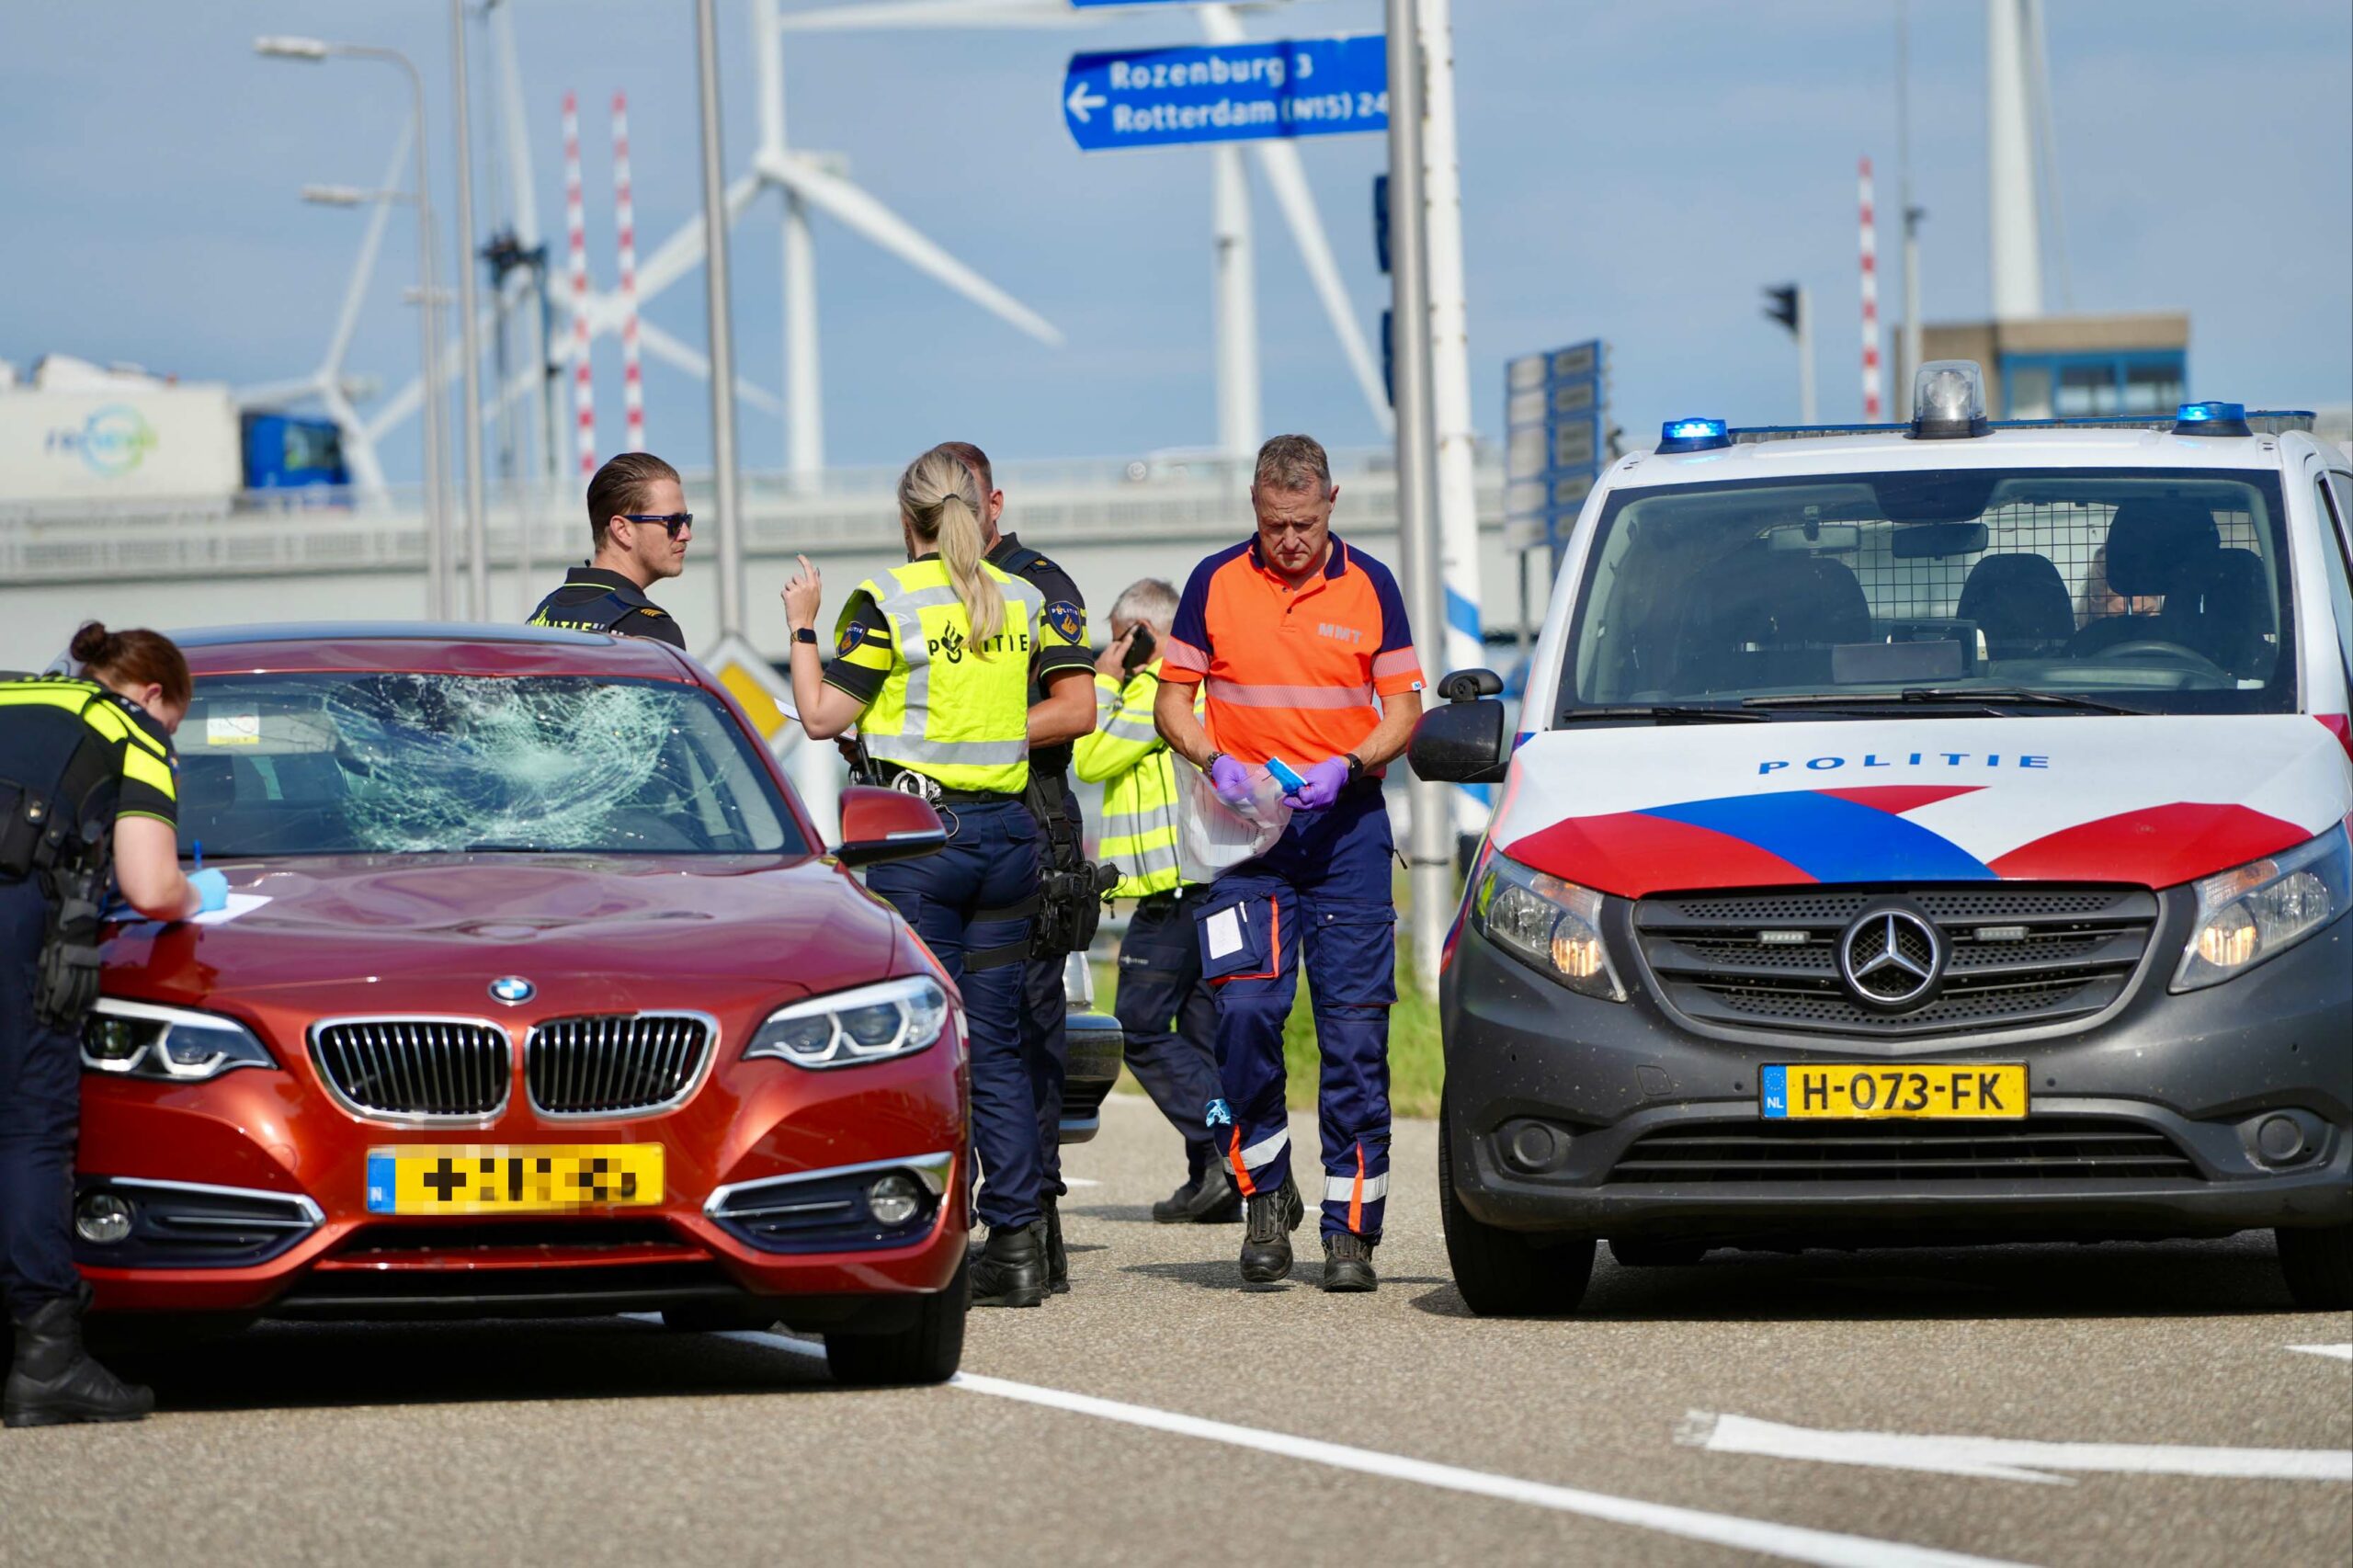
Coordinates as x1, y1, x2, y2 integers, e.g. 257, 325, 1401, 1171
1063, 37, 1387, 153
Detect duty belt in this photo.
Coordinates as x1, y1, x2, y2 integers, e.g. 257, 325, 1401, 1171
882, 769, 1017, 808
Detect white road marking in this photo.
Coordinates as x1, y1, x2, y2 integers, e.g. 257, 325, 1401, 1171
1680, 1411, 2353, 1485
724, 1329, 2028, 1568
2288, 1344, 2352, 1363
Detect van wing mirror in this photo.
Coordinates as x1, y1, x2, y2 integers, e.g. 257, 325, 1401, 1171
834, 786, 948, 868
1409, 699, 1510, 785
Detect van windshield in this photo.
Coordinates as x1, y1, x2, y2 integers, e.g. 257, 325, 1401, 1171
1558, 467, 2295, 720
173, 673, 803, 857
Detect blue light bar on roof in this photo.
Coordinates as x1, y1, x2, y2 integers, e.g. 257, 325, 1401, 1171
1658, 416, 1731, 453
2174, 401, 2251, 437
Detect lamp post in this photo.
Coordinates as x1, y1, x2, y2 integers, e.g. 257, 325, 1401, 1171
449, 0, 489, 620
259, 34, 452, 620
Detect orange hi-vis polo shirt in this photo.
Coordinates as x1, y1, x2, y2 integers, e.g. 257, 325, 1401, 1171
1159, 533, 1424, 768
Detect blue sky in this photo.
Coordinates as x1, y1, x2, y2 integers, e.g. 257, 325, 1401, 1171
6, 0, 2347, 483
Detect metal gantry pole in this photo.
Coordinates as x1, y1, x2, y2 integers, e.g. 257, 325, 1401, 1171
697, 0, 746, 639
451, 0, 489, 619
1385, 0, 1448, 996
1896, 0, 1925, 417
400, 51, 450, 620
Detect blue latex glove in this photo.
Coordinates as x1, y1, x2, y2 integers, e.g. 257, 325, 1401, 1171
188, 869, 230, 915
1286, 756, 1353, 811
1209, 754, 1256, 811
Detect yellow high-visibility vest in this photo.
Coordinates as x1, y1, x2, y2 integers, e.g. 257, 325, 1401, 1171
1071, 659, 1192, 898
831, 558, 1043, 794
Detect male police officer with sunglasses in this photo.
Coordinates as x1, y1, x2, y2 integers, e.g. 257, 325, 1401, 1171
528, 452, 692, 647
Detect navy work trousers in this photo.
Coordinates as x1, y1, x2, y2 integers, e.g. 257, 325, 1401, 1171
1, 875, 80, 1320
1020, 953, 1067, 1199
1193, 787, 1397, 1241
865, 799, 1045, 1232
1112, 887, 1222, 1180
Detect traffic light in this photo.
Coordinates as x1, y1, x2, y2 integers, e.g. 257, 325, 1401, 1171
1762, 283, 1802, 337
1373, 174, 1391, 276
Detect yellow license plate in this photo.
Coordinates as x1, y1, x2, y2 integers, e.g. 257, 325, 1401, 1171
365, 1145, 664, 1214
1762, 1064, 2027, 1120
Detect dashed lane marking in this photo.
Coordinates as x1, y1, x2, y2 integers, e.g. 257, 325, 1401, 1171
1679, 1410, 2353, 1485
2287, 1344, 2351, 1363
723, 1329, 2030, 1568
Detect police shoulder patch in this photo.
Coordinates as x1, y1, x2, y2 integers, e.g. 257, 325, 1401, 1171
1044, 600, 1085, 642
835, 622, 866, 656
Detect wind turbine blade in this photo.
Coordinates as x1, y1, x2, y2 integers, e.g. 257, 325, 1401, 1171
487, 0, 540, 244
633, 171, 764, 310
760, 152, 1063, 346
779, 0, 1094, 30
233, 375, 326, 411
324, 112, 416, 376
639, 320, 787, 416
1253, 139, 1392, 433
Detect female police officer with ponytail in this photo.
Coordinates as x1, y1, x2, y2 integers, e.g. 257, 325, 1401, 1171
781, 447, 1084, 1310
3, 624, 226, 1426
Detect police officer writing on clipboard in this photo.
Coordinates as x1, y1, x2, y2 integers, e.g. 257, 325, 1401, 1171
779, 447, 1086, 1310
4, 624, 228, 1426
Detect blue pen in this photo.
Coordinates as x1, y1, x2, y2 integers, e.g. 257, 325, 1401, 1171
193, 840, 203, 872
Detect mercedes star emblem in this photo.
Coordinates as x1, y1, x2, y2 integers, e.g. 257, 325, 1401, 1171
1836, 908, 1943, 1011
489, 975, 536, 1006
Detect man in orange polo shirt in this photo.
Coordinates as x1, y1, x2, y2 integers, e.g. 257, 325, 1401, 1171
1154, 433, 1425, 1292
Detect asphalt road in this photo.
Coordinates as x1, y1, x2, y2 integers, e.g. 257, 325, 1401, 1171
4, 1095, 2347, 1568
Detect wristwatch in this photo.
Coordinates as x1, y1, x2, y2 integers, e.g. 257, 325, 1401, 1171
1203, 751, 1228, 773
792, 627, 819, 646
1342, 752, 1366, 783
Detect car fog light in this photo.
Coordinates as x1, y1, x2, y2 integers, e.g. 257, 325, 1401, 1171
867, 1173, 924, 1227
75, 1193, 134, 1245
2256, 1115, 2309, 1165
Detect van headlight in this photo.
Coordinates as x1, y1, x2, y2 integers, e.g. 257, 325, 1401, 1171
81, 999, 277, 1082
2173, 824, 2351, 992
745, 977, 951, 1069
1472, 853, 1625, 1001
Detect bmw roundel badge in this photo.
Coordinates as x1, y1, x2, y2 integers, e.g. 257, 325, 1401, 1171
489, 975, 536, 1006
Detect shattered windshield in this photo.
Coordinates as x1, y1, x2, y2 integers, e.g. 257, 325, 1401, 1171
173, 674, 802, 857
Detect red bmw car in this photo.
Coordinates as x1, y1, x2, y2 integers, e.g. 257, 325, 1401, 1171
72, 623, 1003, 1383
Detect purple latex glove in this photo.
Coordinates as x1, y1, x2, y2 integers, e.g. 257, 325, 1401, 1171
1286, 756, 1352, 811
1210, 753, 1256, 810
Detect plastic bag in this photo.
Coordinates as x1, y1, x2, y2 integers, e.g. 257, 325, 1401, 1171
1175, 756, 1292, 884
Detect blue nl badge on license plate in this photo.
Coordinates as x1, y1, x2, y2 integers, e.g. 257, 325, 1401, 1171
366, 1151, 397, 1212
1759, 1064, 1790, 1119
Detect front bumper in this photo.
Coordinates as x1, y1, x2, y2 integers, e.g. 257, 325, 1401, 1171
1441, 901, 2353, 1247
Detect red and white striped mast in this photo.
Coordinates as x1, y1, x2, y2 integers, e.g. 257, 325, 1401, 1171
563, 90, 597, 483
611, 91, 645, 453
1859, 155, 1882, 421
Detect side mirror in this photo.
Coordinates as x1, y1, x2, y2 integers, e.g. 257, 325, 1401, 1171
1409, 670, 1510, 785
833, 786, 947, 868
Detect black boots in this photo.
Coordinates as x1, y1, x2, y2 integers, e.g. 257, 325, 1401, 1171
1321, 1231, 1379, 1293
1152, 1159, 1242, 1224
1237, 1173, 1304, 1284
968, 1221, 1049, 1309
5, 1285, 153, 1428
1040, 1194, 1069, 1296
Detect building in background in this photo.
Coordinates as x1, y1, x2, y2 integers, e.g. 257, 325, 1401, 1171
1907, 311, 2189, 421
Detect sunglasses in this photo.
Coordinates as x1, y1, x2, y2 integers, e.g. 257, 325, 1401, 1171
621, 512, 694, 539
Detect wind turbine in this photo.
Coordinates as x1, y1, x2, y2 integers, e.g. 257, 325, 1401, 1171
233, 113, 412, 500
781, 0, 1394, 449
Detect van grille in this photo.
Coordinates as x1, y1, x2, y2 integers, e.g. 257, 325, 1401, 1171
1611, 1118, 2201, 1184
311, 1019, 511, 1119
526, 1014, 714, 1119
1634, 885, 2159, 1039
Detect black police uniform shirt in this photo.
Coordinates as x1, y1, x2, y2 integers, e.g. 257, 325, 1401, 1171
0, 678, 179, 871
527, 565, 687, 649
985, 533, 1093, 783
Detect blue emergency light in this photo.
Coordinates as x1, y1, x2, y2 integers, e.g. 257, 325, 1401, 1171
2173, 401, 2251, 437
1657, 416, 1732, 453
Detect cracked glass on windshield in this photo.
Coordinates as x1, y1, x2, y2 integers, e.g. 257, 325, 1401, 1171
171, 674, 802, 857
1559, 467, 2295, 718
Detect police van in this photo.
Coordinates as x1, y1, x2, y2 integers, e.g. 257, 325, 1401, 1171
1413, 362, 2353, 1315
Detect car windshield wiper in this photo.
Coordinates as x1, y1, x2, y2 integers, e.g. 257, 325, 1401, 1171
1556, 704, 1771, 724
1742, 687, 2147, 716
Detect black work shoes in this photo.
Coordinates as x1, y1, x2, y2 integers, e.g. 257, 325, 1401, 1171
1040, 1193, 1070, 1295
967, 1221, 1049, 1309
1237, 1173, 1304, 1284
4, 1285, 153, 1428
1321, 1231, 1379, 1292
1152, 1161, 1242, 1224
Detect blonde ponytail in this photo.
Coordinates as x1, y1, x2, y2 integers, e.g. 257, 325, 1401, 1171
898, 446, 1006, 651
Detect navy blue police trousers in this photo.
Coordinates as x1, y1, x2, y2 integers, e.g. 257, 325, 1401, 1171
1, 874, 80, 1319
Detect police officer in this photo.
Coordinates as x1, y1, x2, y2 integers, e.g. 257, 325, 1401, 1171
938, 442, 1101, 1294
526, 452, 691, 648
779, 446, 1086, 1309
3, 624, 228, 1426
1071, 579, 1235, 1224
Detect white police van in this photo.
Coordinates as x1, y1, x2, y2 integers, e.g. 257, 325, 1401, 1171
1413, 362, 2353, 1315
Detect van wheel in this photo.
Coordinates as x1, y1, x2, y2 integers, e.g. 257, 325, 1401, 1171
2277, 1225, 2352, 1311
1438, 1097, 1594, 1317
1608, 1239, 1708, 1267
824, 1256, 969, 1386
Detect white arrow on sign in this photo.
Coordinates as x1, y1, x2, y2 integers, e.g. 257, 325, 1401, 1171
1677, 1411, 2353, 1485
1066, 81, 1108, 122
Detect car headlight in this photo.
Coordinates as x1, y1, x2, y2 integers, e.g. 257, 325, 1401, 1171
1472, 852, 1625, 1001
81, 999, 278, 1082
2173, 824, 2352, 993
745, 977, 951, 1070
